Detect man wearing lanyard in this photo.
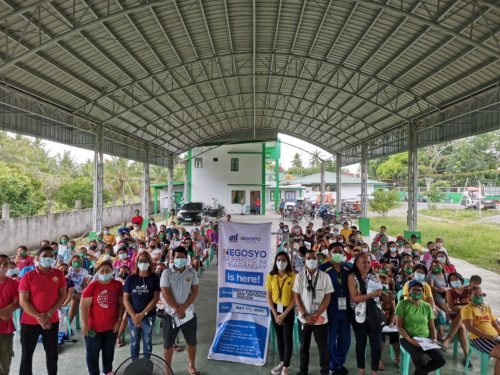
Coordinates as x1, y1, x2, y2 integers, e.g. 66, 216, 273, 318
321, 242, 351, 375
293, 250, 333, 375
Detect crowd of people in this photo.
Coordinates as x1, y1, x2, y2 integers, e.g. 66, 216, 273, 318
0, 209, 211, 375
270, 221, 500, 375
0, 211, 499, 375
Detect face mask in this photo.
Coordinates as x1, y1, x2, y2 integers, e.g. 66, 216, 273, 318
389, 247, 398, 253
20, 251, 27, 258
137, 262, 150, 271
276, 261, 287, 271
333, 230, 339, 235
379, 268, 388, 275
138, 248, 146, 253
174, 258, 187, 268
322, 249, 329, 256
78, 252, 85, 258
333, 253, 345, 263
410, 291, 423, 300
72, 261, 82, 268
98, 273, 114, 282
159, 234, 166, 239
60, 239, 68, 245
437, 257, 446, 264
450, 280, 462, 288
404, 268, 413, 275
169, 263, 175, 270
471, 295, 483, 305
39, 257, 55, 268
119, 273, 128, 280
104, 230, 110, 235
432, 266, 443, 274
305, 259, 318, 270
413, 272, 425, 282
68, 246, 75, 251
338, 238, 343, 243
89, 245, 97, 251
119, 253, 128, 260
6, 269, 17, 277
362, 248, 369, 253
382, 284, 388, 292
134, 227, 140, 231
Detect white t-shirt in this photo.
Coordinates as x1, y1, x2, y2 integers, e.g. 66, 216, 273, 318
293, 269, 334, 325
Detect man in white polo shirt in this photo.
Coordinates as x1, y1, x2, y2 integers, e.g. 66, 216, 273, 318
293, 250, 333, 375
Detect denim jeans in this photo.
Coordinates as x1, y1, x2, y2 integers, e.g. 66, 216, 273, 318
128, 315, 155, 359
84, 330, 117, 375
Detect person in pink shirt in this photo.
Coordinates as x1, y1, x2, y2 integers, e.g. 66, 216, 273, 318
0, 254, 19, 374
14, 246, 34, 272
113, 246, 135, 272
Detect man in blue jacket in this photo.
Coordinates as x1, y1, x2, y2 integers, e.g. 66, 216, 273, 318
320, 242, 351, 375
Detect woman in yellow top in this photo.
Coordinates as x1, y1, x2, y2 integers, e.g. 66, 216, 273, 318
402, 264, 436, 310
461, 286, 500, 373
266, 251, 296, 375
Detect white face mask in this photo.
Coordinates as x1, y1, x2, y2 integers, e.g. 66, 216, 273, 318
305, 259, 318, 270
322, 249, 329, 256
276, 261, 287, 271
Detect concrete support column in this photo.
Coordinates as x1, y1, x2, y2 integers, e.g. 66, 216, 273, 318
274, 160, 280, 212
320, 162, 326, 205
92, 126, 104, 232
142, 146, 150, 219
361, 144, 368, 218
183, 157, 189, 203
1, 204, 9, 220
408, 123, 418, 231
167, 154, 175, 212
336, 153, 342, 212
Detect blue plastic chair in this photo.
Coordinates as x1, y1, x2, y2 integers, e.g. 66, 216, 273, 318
400, 345, 441, 375
464, 343, 491, 375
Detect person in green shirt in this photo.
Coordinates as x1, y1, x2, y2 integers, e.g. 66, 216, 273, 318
395, 279, 446, 375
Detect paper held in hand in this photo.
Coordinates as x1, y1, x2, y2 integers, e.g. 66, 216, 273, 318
382, 325, 398, 333
173, 310, 194, 328
413, 337, 441, 351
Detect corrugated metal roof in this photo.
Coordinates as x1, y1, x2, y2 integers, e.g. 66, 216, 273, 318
0, 0, 498, 165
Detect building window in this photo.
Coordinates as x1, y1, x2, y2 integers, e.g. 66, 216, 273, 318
194, 157, 202, 168
270, 192, 275, 202
231, 190, 245, 204
230, 158, 239, 171
285, 191, 296, 200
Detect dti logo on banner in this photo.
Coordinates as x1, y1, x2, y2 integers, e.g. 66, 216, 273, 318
208, 221, 273, 366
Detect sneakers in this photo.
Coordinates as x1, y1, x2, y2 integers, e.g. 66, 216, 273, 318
271, 364, 283, 374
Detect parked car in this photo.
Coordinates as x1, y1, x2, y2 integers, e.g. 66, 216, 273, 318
177, 202, 206, 225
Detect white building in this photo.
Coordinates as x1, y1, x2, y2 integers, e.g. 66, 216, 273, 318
187, 142, 268, 214
292, 172, 385, 203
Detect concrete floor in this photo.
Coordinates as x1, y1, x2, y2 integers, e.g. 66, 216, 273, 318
10, 212, 498, 374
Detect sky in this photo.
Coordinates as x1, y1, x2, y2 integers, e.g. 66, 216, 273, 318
24, 132, 358, 171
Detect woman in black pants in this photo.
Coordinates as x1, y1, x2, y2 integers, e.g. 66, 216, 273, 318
348, 252, 383, 375
266, 251, 296, 375
396, 279, 446, 375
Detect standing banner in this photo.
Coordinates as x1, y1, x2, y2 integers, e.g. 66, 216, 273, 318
208, 221, 272, 366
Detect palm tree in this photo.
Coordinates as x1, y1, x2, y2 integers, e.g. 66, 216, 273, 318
309, 149, 323, 168
104, 157, 141, 205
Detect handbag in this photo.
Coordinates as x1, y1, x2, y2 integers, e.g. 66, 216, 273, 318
355, 273, 385, 331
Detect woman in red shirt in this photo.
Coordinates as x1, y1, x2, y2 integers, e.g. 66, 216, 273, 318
81, 260, 124, 375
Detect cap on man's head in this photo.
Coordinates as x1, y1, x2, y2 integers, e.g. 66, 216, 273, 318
397, 235, 405, 241
370, 260, 381, 268
409, 279, 424, 289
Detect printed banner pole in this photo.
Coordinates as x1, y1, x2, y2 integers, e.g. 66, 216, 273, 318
208, 221, 273, 366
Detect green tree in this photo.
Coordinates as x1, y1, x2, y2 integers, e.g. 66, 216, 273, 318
291, 153, 303, 169
369, 189, 400, 216
0, 163, 45, 217
104, 157, 141, 205
55, 178, 111, 209
309, 150, 322, 168
375, 153, 409, 182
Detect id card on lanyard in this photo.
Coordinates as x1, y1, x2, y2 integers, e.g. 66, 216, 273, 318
276, 275, 288, 313
335, 270, 347, 311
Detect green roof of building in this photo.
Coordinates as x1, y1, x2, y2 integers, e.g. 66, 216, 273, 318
151, 182, 184, 188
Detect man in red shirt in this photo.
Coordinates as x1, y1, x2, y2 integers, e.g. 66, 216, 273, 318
255, 197, 261, 214
14, 246, 34, 272
0, 254, 19, 374
19, 246, 67, 375
131, 209, 144, 227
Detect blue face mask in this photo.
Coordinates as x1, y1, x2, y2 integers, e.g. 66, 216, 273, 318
414, 272, 425, 283
450, 280, 462, 288
39, 257, 55, 268
98, 273, 114, 282
174, 258, 187, 269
